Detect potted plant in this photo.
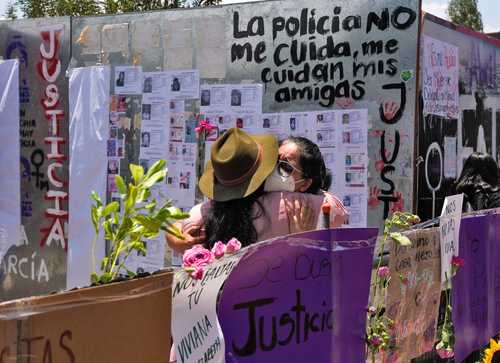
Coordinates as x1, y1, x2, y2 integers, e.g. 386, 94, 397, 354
0, 160, 187, 362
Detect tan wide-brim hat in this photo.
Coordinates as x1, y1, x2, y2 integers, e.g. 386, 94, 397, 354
199, 128, 278, 202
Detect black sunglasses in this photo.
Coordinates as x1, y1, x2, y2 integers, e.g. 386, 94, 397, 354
277, 160, 303, 177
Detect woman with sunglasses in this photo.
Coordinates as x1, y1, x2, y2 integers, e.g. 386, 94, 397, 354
166, 128, 344, 253
264, 136, 347, 227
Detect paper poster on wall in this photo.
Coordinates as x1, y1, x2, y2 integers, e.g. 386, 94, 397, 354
283, 111, 310, 138
114, 66, 143, 95
229, 84, 263, 114
166, 70, 200, 100
142, 71, 169, 100
315, 109, 368, 228
422, 36, 459, 119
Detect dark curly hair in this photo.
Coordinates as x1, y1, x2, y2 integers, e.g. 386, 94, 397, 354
203, 185, 266, 249
455, 152, 500, 194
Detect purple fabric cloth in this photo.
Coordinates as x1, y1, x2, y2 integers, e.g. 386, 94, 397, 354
218, 228, 378, 363
452, 213, 500, 362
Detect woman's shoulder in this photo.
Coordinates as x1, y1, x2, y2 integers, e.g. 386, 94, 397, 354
182, 201, 211, 229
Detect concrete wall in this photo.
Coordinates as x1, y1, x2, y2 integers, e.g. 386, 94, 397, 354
0, 0, 420, 299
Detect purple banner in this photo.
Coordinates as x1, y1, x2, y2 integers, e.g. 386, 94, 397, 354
218, 228, 378, 363
453, 213, 500, 362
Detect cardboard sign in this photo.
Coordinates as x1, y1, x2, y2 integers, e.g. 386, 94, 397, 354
385, 228, 441, 362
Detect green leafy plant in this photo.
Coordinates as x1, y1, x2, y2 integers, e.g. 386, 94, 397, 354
366, 211, 420, 362
90, 160, 188, 284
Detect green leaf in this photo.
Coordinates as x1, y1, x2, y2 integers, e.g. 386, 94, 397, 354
91, 206, 99, 234
125, 185, 138, 212
145, 159, 166, 179
91, 191, 103, 207
134, 215, 161, 232
161, 224, 184, 239
100, 272, 113, 284
91, 272, 99, 284
101, 257, 109, 271
130, 164, 144, 185
166, 206, 189, 220
143, 170, 166, 189
102, 201, 120, 217
390, 232, 411, 246
115, 175, 127, 195
145, 200, 157, 212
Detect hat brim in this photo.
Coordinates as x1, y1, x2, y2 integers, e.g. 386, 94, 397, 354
199, 134, 278, 202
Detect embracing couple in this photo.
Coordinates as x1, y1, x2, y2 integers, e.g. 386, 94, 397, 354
167, 128, 348, 252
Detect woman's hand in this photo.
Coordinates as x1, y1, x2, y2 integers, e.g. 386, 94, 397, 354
284, 195, 316, 233
165, 222, 206, 253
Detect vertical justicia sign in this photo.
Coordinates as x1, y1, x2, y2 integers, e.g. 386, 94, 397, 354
38, 25, 68, 250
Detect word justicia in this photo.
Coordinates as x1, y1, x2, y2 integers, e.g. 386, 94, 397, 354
38, 24, 68, 250
231, 289, 333, 356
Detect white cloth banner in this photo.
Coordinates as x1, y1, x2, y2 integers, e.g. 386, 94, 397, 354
422, 36, 459, 119
67, 66, 110, 289
0, 60, 20, 263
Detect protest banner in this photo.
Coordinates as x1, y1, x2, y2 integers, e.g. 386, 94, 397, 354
218, 228, 377, 363
440, 194, 464, 286
385, 228, 441, 362
422, 36, 460, 119
452, 212, 500, 362
171, 252, 244, 363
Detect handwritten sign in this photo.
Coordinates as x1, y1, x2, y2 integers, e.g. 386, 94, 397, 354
422, 36, 459, 119
439, 194, 463, 285
171, 254, 243, 363
218, 228, 377, 363
385, 228, 441, 363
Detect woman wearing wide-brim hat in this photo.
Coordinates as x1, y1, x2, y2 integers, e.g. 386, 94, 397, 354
167, 128, 341, 252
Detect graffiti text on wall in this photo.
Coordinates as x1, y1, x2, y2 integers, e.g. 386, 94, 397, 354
37, 25, 68, 250
231, 6, 417, 108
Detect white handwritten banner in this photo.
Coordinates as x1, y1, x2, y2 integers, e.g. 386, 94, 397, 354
423, 36, 459, 119
439, 194, 464, 285
171, 253, 243, 363
0, 60, 20, 263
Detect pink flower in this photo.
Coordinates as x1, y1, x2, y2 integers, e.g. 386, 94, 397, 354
378, 266, 390, 278
451, 256, 464, 268
189, 266, 204, 280
436, 348, 454, 359
195, 120, 216, 135
211, 241, 226, 259
182, 244, 214, 269
367, 306, 377, 315
226, 238, 242, 254
370, 335, 382, 347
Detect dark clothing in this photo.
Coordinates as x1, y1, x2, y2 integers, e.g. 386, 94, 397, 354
464, 187, 500, 211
